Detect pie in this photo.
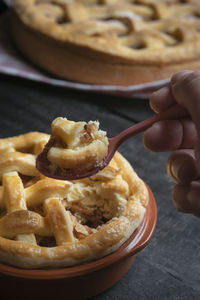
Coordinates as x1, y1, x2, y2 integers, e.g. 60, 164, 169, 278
11, 0, 200, 86
44, 118, 108, 175
0, 132, 149, 269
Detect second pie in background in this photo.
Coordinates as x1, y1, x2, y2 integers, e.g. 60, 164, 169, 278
11, 0, 200, 86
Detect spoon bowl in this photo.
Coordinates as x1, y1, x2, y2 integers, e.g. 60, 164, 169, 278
36, 104, 188, 180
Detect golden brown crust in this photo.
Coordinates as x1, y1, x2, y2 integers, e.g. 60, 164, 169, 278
46, 118, 108, 171
11, 0, 200, 85
0, 132, 148, 269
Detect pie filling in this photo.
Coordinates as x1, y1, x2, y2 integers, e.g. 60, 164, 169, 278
44, 118, 109, 176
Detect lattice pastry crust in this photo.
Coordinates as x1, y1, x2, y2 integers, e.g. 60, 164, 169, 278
0, 132, 148, 269
12, 0, 200, 85
46, 118, 108, 173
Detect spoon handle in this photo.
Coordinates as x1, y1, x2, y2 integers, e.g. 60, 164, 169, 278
112, 104, 189, 146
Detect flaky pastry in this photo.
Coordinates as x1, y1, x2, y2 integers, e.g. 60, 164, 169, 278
11, 0, 200, 85
0, 132, 148, 269
45, 118, 108, 175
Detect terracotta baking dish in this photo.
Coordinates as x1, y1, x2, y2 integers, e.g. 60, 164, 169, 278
0, 185, 157, 300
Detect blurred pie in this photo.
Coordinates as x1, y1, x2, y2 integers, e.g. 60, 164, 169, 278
12, 0, 200, 85
0, 132, 148, 268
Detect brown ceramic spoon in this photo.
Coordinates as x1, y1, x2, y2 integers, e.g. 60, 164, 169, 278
36, 104, 188, 180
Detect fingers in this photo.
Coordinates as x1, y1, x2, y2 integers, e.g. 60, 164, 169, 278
143, 118, 197, 152
169, 150, 200, 217
173, 181, 200, 217
145, 70, 200, 152
166, 149, 200, 185
148, 70, 200, 218
150, 86, 174, 113
150, 70, 200, 118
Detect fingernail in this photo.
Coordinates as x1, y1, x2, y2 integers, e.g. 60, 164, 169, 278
150, 86, 170, 110
168, 155, 198, 184
168, 158, 183, 183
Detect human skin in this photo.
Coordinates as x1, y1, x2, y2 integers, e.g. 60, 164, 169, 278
143, 70, 200, 217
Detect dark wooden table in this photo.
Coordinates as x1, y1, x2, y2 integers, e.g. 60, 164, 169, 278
0, 4, 199, 299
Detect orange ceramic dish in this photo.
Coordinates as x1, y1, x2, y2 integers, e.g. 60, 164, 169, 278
0, 185, 156, 300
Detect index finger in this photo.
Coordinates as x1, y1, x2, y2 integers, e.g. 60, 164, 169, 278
149, 70, 194, 113
150, 85, 175, 113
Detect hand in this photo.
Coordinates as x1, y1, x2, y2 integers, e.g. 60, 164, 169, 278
143, 70, 200, 217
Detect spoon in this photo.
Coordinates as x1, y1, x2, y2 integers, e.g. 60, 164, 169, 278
36, 104, 188, 180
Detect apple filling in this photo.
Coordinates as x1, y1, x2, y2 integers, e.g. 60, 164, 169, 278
46, 118, 109, 175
